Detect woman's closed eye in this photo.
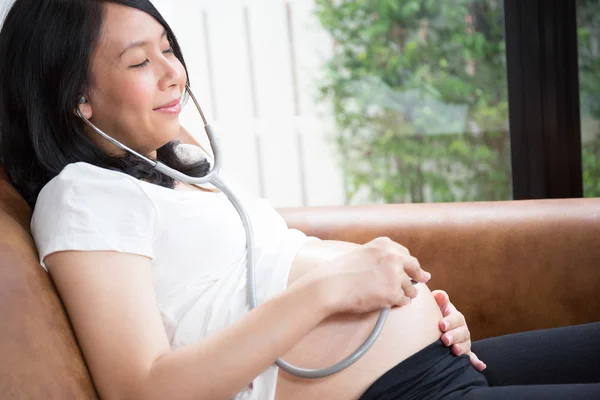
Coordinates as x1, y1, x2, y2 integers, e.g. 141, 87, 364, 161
129, 46, 174, 69
130, 60, 149, 68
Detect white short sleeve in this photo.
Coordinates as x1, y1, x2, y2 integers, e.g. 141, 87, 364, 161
31, 162, 157, 271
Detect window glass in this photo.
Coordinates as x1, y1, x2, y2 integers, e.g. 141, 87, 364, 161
577, 0, 600, 198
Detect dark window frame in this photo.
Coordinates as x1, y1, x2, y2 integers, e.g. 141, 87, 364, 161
504, 0, 584, 199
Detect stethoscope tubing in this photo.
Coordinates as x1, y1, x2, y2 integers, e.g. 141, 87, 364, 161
76, 84, 389, 379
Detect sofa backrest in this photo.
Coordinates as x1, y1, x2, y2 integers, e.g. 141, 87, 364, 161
280, 199, 600, 340
0, 168, 98, 399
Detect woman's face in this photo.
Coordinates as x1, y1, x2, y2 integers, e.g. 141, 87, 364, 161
80, 3, 186, 156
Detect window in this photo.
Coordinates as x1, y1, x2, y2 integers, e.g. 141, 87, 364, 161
577, 0, 600, 197
316, 0, 511, 204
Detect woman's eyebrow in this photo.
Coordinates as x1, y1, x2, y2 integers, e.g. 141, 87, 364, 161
119, 29, 167, 58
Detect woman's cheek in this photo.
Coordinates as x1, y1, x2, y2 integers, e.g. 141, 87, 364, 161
122, 77, 155, 109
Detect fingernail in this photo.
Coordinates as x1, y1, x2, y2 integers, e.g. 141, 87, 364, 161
425, 272, 432, 281
482, 363, 487, 370
445, 334, 453, 345
442, 320, 449, 330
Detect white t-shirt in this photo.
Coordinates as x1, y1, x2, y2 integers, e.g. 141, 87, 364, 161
30, 148, 319, 400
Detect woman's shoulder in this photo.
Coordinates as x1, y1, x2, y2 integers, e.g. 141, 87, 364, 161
31, 162, 158, 270
41, 161, 143, 193
34, 162, 155, 217
51, 161, 138, 187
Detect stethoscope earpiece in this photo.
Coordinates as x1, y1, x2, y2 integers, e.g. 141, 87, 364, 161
78, 96, 87, 104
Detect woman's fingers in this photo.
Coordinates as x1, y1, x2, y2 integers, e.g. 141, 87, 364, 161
442, 326, 470, 347
393, 242, 411, 255
452, 342, 468, 356
399, 295, 411, 306
401, 254, 431, 283
400, 272, 419, 299
367, 237, 431, 283
440, 306, 466, 331
432, 290, 483, 371
455, 346, 487, 371
466, 351, 487, 371
432, 290, 450, 315
390, 243, 431, 283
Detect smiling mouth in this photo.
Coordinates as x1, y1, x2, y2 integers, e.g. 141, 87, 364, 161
154, 98, 181, 110
154, 98, 182, 114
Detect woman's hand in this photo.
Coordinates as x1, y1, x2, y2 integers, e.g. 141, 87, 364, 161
313, 236, 432, 315
432, 290, 487, 371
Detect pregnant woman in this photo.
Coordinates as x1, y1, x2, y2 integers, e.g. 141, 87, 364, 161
0, 1, 598, 399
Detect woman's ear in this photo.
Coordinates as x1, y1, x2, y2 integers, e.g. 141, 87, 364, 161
73, 96, 93, 119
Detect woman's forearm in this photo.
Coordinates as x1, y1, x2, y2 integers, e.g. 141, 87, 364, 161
142, 277, 330, 400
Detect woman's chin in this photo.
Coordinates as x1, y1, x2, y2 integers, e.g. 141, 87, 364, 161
153, 122, 182, 145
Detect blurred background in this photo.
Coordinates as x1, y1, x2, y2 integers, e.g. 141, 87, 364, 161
1, 0, 598, 207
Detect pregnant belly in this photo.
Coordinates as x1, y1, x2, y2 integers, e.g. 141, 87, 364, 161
275, 240, 443, 400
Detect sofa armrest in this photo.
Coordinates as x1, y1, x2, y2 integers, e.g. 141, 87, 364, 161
279, 198, 600, 340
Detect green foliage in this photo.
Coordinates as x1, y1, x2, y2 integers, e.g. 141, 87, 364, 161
578, 0, 600, 122
583, 137, 600, 196
315, 0, 599, 202
578, 0, 600, 197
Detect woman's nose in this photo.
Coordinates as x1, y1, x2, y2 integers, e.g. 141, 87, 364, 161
158, 57, 183, 91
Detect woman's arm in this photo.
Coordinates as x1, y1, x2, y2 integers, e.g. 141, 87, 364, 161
47, 238, 429, 400
46, 250, 330, 400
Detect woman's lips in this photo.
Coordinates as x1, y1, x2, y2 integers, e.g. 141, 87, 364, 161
154, 99, 181, 114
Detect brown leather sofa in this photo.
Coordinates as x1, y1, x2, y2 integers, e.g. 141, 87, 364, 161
1, 168, 599, 399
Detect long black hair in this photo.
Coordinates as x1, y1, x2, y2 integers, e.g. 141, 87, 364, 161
0, 0, 210, 208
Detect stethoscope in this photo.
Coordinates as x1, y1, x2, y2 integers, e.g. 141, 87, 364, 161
76, 85, 389, 379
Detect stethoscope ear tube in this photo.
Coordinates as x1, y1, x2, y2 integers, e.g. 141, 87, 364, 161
76, 85, 389, 379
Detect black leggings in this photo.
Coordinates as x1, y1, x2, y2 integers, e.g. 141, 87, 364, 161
360, 322, 600, 399
465, 321, 600, 399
